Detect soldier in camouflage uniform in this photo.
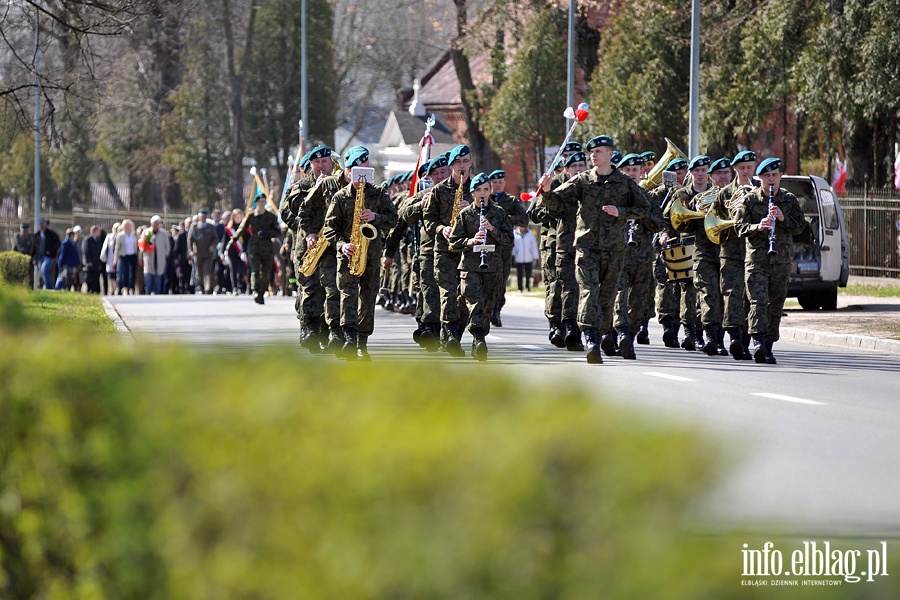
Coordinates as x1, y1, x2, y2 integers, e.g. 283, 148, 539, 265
488, 169, 528, 328
226, 194, 279, 305
705, 157, 738, 355
530, 141, 582, 348
449, 172, 514, 360
713, 150, 757, 360
734, 157, 805, 364
324, 146, 398, 361
280, 147, 332, 351
398, 155, 449, 350
655, 157, 695, 349
614, 153, 666, 359
675, 155, 722, 355
423, 145, 473, 357
300, 147, 362, 353
538, 135, 650, 364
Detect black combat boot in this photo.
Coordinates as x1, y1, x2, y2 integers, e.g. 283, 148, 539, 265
764, 340, 777, 365
741, 329, 754, 360
549, 321, 566, 348
401, 292, 416, 315
583, 328, 603, 364
376, 288, 387, 307
716, 326, 729, 356
342, 328, 359, 361
617, 327, 636, 360
357, 334, 371, 362
490, 308, 503, 328
254, 288, 265, 304
696, 328, 706, 352
600, 328, 618, 357
681, 324, 697, 351
413, 321, 424, 346
298, 322, 310, 347
382, 291, 395, 312
702, 325, 719, 356
727, 328, 744, 361
661, 317, 679, 348
303, 320, 323, 354
564, 320, 584, 352
421, 323, 440, 352
750, 334, 767, 363
326, 326, 345, 354
636, 320, 650, 345
471, 327, 488, 362
445, 323, 465, 357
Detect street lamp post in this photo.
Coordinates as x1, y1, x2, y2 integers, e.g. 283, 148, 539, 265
34, 6, 41, 231
688, 0, 700, 157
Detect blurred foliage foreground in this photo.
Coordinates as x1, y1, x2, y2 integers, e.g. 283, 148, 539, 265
1, 285, 898, 599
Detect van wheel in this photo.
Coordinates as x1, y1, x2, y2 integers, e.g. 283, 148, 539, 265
797, 292, 822, 311
821, 289, 838, 311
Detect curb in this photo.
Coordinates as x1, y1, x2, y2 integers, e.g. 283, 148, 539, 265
505, 292, 900, 356
779, 327, 900, 356
102, 298, 132, 340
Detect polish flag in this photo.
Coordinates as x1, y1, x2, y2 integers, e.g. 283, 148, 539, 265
831, 155, 847, 194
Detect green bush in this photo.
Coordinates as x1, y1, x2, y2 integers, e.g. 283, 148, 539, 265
0, 251, 30, 286
2, 334, 898, 598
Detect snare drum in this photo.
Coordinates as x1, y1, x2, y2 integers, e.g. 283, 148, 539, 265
663, 240, 695, 281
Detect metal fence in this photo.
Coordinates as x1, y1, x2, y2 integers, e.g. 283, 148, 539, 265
840, 187, 900, 279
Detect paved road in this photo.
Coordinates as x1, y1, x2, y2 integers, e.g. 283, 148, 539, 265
109, 293, 900, 537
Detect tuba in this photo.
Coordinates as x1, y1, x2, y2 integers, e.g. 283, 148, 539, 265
348, 174, 379, 277
641, 138, 688, 190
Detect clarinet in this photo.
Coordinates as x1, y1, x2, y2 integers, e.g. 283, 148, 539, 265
478, 201, 490, 270
767, 184, 777, 256
626, 220, 638, 247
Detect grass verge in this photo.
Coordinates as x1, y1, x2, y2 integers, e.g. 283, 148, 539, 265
841, 283, 900, 297
22, 290, 117, 333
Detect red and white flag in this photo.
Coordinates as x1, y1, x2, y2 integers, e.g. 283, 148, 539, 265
831, 154, 847, 194
894, 151, 900, 190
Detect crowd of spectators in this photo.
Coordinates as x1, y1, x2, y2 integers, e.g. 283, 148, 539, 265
12, 210, 296, 297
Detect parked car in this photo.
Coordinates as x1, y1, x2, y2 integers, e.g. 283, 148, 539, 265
780, 175, 850, 310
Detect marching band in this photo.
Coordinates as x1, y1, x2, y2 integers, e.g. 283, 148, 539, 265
276, 128, 803, 365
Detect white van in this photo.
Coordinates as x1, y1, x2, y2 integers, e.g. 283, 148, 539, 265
780, 175, 850, 310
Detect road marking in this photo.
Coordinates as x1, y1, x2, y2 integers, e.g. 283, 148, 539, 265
518, 344, 545, 351
487, 334, 503, 340
643, 372, 695, 382
751, 393, 827, 406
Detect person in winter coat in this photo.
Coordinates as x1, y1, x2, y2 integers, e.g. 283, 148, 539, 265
512, 225, 539, 292
141, 215, 172, 295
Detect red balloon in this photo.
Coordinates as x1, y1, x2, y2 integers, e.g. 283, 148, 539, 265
575, 109, 589, 122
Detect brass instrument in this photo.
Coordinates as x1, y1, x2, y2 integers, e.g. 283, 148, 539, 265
693, 185, 719, 213
298, 226, 329, 277
449, 181, 464, 229
348, 173, 379, 277
704, 184, 751, 244
670, 197, 707, 231
641, 137, 688, 190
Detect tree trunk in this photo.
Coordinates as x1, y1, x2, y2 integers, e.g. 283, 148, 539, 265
222, 0, 259, 210
451, 0, 500, 172
151, 0, 184, 210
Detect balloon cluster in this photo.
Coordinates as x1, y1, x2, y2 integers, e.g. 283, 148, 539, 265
563, 102, 590, 123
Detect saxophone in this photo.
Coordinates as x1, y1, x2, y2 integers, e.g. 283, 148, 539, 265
298, 226, 328, 277
449, 181, 464, 229
348, 179, 378, 276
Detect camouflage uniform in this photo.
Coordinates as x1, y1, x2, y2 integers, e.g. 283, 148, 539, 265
713, 179, 750, 330
324, 182, 398, 339
677, 186, 722, 338
657, 186, 697, 342
282, 175, 323, 327
530, 172, 566, 337
448, 201, 514, 336
492, 191, 529, 318
540, 168, 650, 358
229, 209, 280, 302
399, 189, 440, 330
614, 188, 665, 333
734, 186, 805, 344
300, 173, 347, 333
423, 176, 471, 336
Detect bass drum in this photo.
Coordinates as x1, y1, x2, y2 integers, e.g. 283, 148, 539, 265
663, 240, 695, 281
